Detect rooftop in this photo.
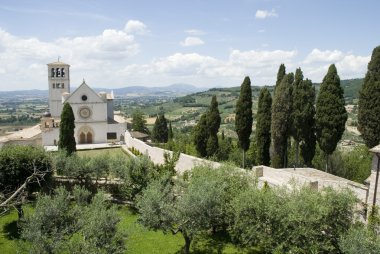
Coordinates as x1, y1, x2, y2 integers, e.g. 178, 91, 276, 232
0, 124, 42, 143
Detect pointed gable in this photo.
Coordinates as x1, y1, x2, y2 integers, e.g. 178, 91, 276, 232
65, 81, 104, 104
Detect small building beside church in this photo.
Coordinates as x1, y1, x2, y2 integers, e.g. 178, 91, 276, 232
41, 60, 126, 146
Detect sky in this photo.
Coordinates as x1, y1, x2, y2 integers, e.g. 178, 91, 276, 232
0, 0, 379, 91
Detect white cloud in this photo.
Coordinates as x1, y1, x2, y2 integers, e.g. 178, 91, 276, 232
180, 37, 205, 47
184, 29, 205, 36
0, 21, 147, 90
255, 9, 278, 19
124, 20, 148, 35
304, 49, 344, 64
0, 23, 371, 90
258, 29, 265, 33
302, 50, 370, 82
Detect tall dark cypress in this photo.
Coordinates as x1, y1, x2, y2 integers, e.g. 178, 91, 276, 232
235, 76, 253, 168
275, 64, 286, 92
296, 78, 317, 167
168, 121, 173, 140
270, 74, 293, 168
316, 64, 347, 171
358, 46, 380, 148
193, 114, 208, 157
292, 68, 316, 166
256, 87, 272, 166
206, 95, 221, 156
59, 102, 76, 155
152, 114, 169, 143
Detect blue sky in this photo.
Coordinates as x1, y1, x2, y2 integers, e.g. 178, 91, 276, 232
0, 0, 379, 90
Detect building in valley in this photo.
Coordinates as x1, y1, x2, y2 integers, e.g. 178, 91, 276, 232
41, 60, 126, 146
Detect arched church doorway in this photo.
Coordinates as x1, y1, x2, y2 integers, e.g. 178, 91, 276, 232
87, 132, 93, 144
78, 126, 94, 144
80, 132, 86, 144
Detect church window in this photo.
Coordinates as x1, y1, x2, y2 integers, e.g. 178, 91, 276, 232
107, 132, 117, 139
61, 68, 65, 77
81, 95, 88, 101
61, 83, 64, 89
56, 83, 61, 88
51, 68, 55, 77
53, 83, 55, 88
56, 68, 61, 77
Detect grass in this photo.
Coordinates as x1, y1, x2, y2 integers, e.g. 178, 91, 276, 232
77, 147, 129, 158
1, 205, 246, 254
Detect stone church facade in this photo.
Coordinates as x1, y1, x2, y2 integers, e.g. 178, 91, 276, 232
41, 60, 126, 146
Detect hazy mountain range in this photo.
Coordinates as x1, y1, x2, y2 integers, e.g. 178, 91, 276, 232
0, 79, 364, 100
0, 84, 205, 98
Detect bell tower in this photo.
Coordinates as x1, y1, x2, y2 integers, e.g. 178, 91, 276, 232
47, 60, 70, 117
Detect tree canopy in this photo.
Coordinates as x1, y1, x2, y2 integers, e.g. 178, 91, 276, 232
270, 73, 293, 168
152, 114, 169, 143
235, 76, 253, 168
59, 102, 76, 155
358, 45, 380, 148
316, 64, 347, 170
255, 87, 272, 166
132, 111, 149, 134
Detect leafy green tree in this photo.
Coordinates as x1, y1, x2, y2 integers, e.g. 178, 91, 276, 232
0, 145, 52, 218
206, 95, 221, 156
120, 155, 156, 201
59, 102, 76, 155
152, 114, 169, 143
132, 110, 149, 134
339, 225, 380, 254
270, 74, 293, 168
256, 87, 272, 166
235, 76, 253, 168
316, 64, 347, 171
137, 165, 251, 254
358, 45, 380, 148
230, 185, 357, 253
292, 69, 317, 167
20, 186, 124, 254
193, 114, 208, 157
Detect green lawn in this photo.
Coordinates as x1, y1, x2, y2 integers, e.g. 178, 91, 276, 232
1, 206, 246, 254
77, 147, 129, 158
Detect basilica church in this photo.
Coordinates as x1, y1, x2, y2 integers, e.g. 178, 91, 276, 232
41, 60, 126, 146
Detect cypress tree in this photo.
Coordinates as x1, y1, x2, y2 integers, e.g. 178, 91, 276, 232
271, 74, 293, 168
275, 64, 286, 92
152, 116, 160, 142
316, 64, 347, 171
235, 76, 253, 168
255, 87, 272, 166
168, 121, 173, 140
292, 68, 316, 166
206, 95, 221, 156
296, 78, 317, 167
152, 114, 168, 143
193, 114, 208, 157
59, 102, 76, 155
358, 46, 380, 148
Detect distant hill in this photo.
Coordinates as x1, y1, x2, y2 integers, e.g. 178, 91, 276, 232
94, 83, 204, 97
138, 78, 364, 123
313, 78, 363, 103
0, 84, 205, 99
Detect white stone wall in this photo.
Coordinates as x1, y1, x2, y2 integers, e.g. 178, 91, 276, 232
367, 155, 380, 207
124, 130, 220, 173
42, 128, 60, 146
